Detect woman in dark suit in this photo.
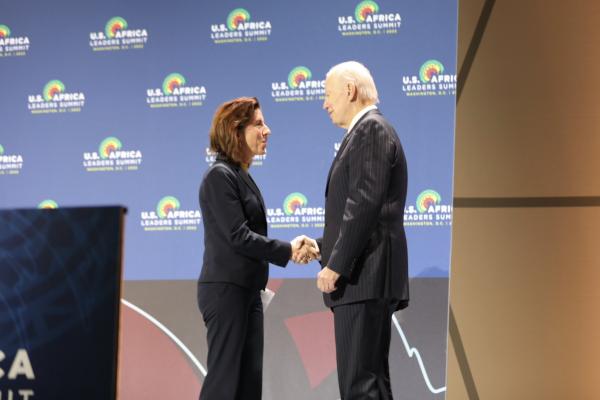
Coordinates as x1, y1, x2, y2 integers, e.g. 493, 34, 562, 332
197, 97, 316, 400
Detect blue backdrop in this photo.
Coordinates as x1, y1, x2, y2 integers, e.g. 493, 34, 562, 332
0, 0, 457, 282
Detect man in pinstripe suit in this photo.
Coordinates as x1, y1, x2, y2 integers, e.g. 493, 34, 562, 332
314, 61, 409, 400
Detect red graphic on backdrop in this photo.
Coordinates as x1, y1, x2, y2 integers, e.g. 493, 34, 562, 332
119, 305, 201, 398
284, 311, 337, 388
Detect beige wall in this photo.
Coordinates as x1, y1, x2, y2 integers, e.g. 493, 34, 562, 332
447, 1, 600, 399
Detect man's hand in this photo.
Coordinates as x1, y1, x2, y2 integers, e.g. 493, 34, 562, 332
290, 235, 320, 264
317, 266, 340, 293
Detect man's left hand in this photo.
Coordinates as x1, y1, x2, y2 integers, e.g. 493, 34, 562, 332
317, 266, 340, 293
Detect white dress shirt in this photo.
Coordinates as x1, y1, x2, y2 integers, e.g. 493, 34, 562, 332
346, 104, 378, 134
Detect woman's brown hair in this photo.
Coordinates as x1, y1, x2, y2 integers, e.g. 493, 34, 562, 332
209, 97, 260, 166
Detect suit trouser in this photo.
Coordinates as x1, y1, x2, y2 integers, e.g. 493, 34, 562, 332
333, 299, 397, 400
197, 282, 263, 400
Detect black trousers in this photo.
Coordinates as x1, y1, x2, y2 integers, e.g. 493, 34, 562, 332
333, 299, 398, 400
197, 282, 263, 400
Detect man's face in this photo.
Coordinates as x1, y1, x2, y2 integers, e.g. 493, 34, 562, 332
323, 74, 352, 129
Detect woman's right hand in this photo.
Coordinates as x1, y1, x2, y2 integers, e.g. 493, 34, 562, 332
290, 235, 320, 264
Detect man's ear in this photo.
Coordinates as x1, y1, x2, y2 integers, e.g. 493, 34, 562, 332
347, 83, 358, 101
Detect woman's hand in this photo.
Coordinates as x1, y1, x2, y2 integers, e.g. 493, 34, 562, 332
290, 235, 320, 264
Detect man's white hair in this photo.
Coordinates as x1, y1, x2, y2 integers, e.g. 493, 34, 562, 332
326, 61, 379, 104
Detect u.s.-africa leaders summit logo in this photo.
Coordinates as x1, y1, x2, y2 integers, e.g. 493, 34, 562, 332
83, 137, 143, 172
271, 66, 325, 103
146, 73, 207, 108
337, 1, 401, 37
38, 199, 58, 209
211, 8, 272, 44
267, 192, 324, 229
89, 16, 148, 51
28, 80, 85, 114
140, 196, 201, 231
0, 144, 24, 175
402, 60, 457, 97
404, 189, 452, 227
0, 24, 31, 57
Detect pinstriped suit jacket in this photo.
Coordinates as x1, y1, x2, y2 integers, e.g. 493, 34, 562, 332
318, 109, 409, 310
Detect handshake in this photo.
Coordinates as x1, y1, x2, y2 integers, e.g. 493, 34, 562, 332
289, 235, 320, 264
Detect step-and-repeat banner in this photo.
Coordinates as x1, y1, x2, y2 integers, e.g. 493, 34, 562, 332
1, 0, 457, 398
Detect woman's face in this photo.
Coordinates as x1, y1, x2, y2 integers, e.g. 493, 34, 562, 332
243, 108, 270, 161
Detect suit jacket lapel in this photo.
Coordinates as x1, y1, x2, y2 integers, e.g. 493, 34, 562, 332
240, 170, 266, 214
215, 155, 266, 215
324, 110, 378, 197
325, 132, 351, 197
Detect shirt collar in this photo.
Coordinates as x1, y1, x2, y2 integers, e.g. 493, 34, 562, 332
346, 104, 378, 134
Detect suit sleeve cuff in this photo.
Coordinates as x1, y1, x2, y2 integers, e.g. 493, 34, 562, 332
271, 241, 292, 267
326, 258, 352, 279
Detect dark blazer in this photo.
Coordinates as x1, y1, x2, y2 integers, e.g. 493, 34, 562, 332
319, 109, 409, 310
198, 155, 291, 290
